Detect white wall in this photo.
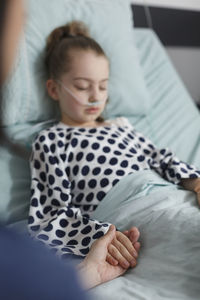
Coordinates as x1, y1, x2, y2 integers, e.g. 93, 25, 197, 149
131, 0, 200, 11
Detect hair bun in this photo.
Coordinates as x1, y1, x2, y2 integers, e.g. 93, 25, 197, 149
52, 20, 90, 42
64, 21, 90, 38
46, 21, 90, 56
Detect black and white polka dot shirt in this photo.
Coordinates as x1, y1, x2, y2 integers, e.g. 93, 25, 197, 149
28, 117, 200, 259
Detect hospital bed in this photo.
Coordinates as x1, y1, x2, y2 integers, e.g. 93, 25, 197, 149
91, 28, 200, 299
1, 0, 200, 299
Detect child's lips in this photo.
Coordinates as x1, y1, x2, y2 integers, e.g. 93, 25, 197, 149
85, 107, 100, 113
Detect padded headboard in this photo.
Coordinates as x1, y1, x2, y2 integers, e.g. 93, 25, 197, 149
132, 4, 200, 47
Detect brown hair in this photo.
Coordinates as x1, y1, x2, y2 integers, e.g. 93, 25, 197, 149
45, 20, 109, 122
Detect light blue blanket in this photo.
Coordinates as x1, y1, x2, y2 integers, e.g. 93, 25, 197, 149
91, 170, 200, 300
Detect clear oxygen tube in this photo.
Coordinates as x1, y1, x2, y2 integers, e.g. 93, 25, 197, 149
56, 80, 107, 107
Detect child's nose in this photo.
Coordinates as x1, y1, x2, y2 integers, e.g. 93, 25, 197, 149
89, 86, 100, 101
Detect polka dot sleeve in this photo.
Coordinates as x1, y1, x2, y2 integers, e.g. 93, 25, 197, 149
28, 135, 112, 259
133, 129, 200, 184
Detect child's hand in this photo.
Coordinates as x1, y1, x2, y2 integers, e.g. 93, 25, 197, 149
122, 226, 140, 245
106, 227, 140, 269
180, 178, 200, 206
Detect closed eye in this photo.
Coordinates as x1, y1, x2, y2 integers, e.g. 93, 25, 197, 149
75, 86, 89, 91
76, 86, 107, 91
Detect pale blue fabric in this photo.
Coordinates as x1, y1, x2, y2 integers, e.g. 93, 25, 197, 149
0, 120, 55, 224
91, 169, 200, 300
128, 29, 200, 169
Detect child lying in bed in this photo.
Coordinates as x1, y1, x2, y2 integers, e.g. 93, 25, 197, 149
28, 20, 200, 270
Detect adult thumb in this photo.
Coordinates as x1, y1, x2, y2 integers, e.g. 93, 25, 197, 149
100, 224, 116, 245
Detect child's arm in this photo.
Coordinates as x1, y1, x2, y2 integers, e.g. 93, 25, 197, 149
28, 132, 138, 266
133, 129, 200, 185
28, 133, 113, 259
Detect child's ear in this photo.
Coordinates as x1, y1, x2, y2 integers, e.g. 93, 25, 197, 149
46, 79, 60, 101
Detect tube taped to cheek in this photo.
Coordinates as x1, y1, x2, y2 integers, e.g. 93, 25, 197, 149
56, 80, 107, 107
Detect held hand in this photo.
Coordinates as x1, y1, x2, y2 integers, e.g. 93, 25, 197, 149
78, 225, 129, 289
122, 226, 140, 245
180, 178, 200, 207
106, 227, 140, 269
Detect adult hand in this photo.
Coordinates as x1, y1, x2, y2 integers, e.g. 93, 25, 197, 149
77, 225, 136, 290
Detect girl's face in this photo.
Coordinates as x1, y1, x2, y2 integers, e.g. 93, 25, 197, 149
47, 50, 109, 127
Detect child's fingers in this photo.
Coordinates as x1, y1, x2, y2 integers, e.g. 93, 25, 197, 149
124, 233, 140, 255
122, 227, 140, 247
123, 230, 129, 236
113, 238, 137, 266
133, 242, 141, 253
116, 231, 138, 258
110, 239, 137, 268
108, 243, 136, 269
106, 253, 118, 266
129, 227, 140, 244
